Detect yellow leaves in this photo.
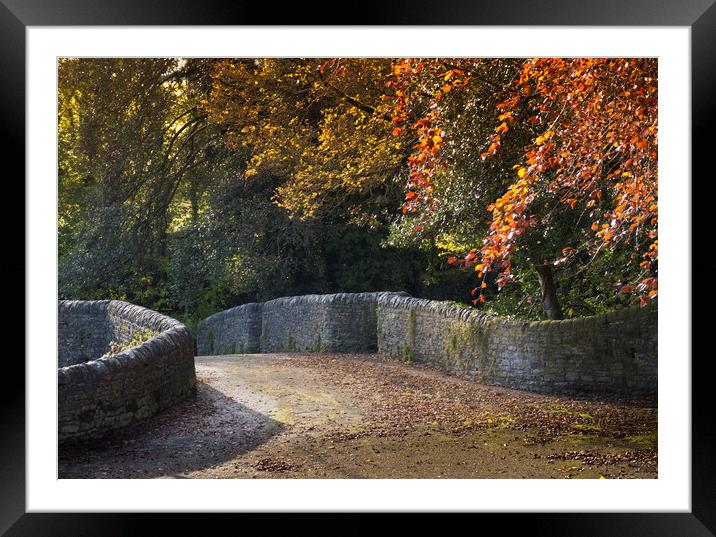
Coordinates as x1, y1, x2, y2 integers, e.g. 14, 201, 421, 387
534, 130, 554, 146
517, 167, 527, 178
442, 69, 462, 82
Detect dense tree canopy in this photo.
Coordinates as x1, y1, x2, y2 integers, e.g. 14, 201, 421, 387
384, 58, 657, 318
58, 57, 657, 327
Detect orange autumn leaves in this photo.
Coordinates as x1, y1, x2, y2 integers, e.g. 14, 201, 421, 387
390, 58, 658, 306
388, 60, 470, 215
482, 58, 657, 305
207, 58, 658, 308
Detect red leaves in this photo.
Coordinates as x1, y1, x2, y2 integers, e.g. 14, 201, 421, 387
476, 58, 658, 302
388, 60, 472, 215
483, 106, 520, 160
496, 95, 519, 110
387, 57, 657, 305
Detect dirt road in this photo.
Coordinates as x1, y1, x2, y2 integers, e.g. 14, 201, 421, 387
59, 353, 657, 479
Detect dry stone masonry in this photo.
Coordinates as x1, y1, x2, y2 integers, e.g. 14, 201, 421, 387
197, 292, 409, 355
58, 300, 196, 443
198, 292, 657, 397
377, 294, 657, 397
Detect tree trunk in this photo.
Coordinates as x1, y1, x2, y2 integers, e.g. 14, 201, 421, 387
535, 263, 563, 320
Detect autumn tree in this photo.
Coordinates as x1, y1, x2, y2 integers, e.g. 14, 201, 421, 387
388, 58, 657, 319
59, 58, 432, 321
206, 58, 408, 223
476, 58, 658, 317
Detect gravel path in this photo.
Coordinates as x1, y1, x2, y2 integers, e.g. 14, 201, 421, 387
59, 353, 657, 479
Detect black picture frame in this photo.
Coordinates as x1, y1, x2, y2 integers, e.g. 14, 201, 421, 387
3, 1, 713, 534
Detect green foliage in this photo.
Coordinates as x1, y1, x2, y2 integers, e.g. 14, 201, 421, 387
102, 327, 158, 357
481, 248, 641, 320
402, 342, 413, 364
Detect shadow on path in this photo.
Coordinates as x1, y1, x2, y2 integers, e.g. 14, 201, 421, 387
58, 381, 282, 478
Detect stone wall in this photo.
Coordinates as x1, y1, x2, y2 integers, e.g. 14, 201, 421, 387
377, 295, 657, 396
197, 292, 409, 355
260, 293, 405, 353
58, 300, 196, 443
196, 302, 262, 355
197, 292, 657, 397
58, 302, 113, 367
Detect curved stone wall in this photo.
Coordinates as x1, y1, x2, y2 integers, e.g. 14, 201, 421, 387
377, 295, 657, 397
58, 300, 196, 443
197, 292, 657, 397
197, 292, 408, 355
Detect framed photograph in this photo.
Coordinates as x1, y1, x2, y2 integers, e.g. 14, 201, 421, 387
5, 0, 713, 534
